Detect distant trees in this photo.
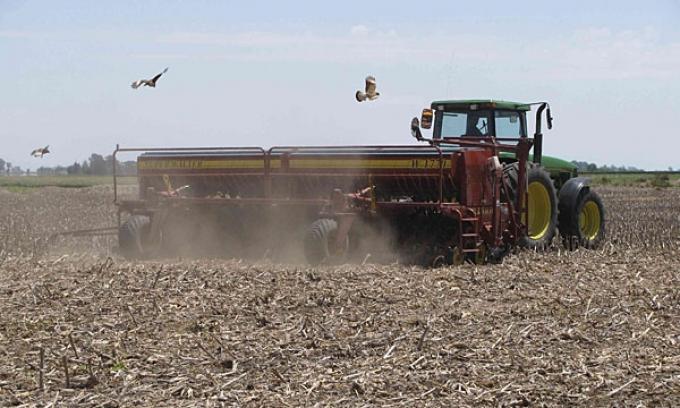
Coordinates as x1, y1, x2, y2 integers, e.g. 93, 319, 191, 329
66, 162, 81, 175
65, 154, 136, 176
36, 166, 68, 176
89, 154, 107, 175
571, 160, 642, 172
0, 154, 136, 176
0, 159, 23, 175
3, 162, 24, 176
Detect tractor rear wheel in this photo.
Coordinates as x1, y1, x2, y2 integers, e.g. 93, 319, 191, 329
303, 218, 349, 265
504, 163, 558, 249
119, 215, 150, 259
560, 190, 605, 249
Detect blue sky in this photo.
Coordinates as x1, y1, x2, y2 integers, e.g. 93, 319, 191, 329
1, 0, 679, 169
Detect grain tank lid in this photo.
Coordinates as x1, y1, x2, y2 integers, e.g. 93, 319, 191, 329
138, 146, 462, 158
139, 150, 260, 158
269, 146, 460, 156
431, 99, 531, 111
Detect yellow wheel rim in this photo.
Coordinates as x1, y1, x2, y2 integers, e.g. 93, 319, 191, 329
525, 181, 552, 240
579, 200, 601, 240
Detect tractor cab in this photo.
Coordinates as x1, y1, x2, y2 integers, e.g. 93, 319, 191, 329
413, 99, 557, 173
426, 100, 530, 140
415, 99, 579, 187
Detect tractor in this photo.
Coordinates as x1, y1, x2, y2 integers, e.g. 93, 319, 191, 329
112, 99, 605, 265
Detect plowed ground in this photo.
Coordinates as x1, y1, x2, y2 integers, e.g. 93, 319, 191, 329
0, 186, 679, 407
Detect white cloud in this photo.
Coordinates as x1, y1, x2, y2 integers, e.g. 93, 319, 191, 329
157, 31, 325, 47
128, 53, 190, 60
349, 25, 370, 36
155, 28, 493, 64
0, 30, 38, 39
349, 25, 398, 39
541, 27, 680, 80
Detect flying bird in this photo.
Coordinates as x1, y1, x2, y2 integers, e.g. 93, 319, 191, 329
355, 75, 380, 102
131, 67, 169, 89
31, 145, 50, 158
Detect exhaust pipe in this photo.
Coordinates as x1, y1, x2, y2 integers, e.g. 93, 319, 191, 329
533, 102, 552, 165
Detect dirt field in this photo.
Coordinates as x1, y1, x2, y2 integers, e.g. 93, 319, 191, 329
1, 186, 679, 406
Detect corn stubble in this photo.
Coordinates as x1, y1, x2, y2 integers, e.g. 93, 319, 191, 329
0, 185, 679, 406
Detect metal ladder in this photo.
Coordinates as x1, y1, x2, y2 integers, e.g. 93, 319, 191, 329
458, 208, 481, 256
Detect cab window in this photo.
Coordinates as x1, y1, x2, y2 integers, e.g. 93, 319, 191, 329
440, 111, 491, 137
495, 111, 523, 137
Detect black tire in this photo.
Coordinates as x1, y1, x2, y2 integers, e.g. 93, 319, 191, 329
119, 215, 150, 259
560, 190, 605, 249
502, 162, 520, 202
503, 163, 558, 250
303, 218, 349, 265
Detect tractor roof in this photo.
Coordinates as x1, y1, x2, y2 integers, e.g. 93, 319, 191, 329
431, 99, 531, 111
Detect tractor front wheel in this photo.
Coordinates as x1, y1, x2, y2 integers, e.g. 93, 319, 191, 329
560, 190, 606, 249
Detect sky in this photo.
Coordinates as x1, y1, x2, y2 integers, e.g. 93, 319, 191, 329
1, 0, 679, 170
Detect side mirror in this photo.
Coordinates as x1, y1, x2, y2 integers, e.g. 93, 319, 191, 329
421, 108, 433, 129
411, 117, 423, 141
546, 107, 553, 130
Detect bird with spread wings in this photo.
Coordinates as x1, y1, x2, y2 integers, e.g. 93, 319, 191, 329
356, 75, 380, 102
31, 145, 50, 158
131, 67, 169, 89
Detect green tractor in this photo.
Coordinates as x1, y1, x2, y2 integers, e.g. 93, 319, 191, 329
419, 99, 605, 249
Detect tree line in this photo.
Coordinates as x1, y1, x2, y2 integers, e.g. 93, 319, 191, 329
0, 154, 136, 176
571, 160, 647, 172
